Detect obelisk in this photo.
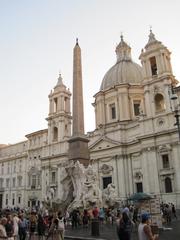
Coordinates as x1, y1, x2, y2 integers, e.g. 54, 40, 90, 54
68, 39, 90, 166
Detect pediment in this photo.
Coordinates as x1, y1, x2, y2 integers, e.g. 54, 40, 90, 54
89, 136, 120, 151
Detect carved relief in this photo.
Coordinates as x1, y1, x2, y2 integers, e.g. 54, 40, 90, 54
134, 171, 143, 180
157, 118, 165, 127
100, 164, 113, 174
158, 144, 171, 153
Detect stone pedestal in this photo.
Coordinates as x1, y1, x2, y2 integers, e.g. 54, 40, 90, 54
68, 135, 90, 167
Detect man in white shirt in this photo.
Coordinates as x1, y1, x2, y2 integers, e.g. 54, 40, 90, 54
138, 213, 159, 240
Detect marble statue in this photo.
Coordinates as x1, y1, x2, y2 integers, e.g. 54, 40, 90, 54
45, 186, 56, 208
43, 161, 119, 211
82, 165, 102, 208
102, 183, 119, 207
62, 161, 102, 210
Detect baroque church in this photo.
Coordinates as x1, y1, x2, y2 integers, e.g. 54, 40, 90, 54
0, 30, 180, 209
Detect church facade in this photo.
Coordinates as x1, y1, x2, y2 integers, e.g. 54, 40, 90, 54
0, 30, 180, 209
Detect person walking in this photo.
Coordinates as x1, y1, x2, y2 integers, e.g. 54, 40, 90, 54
70, 209, 78, 229
5, 214, 14, 240
99, 208, 105, 224
18, 213, 28, 240
117, 210, 133, 240
29, 211, 37, 240
37, 214, 46, 240
13, 213, 19, 240
0, 217, 8, 239
138, 213, 159, 240
82, 209, 89, 228
171, 203, 177, 219
48, 211, 65, 240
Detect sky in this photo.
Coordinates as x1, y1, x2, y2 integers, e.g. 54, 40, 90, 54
0, 0, 180, 144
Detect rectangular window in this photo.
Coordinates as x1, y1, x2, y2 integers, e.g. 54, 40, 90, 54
31, 175, 36, 189
6, 179, 9, 188
7, 163, 10, 174
37, 175, 40, 186
28, 175, 31, 186
52, 172, 56, 184
12, 193, 15, 205
150, 56, 157, 76
162, 154, 170, 169
136, 182, 143, 193
133, 101, 141, 116
14, 161, 16, 173
19, 160, 22, 172
0, 179, 3, 188
6, 194, 8, 205
12, 178, 16, 187
102, 176, 112, 189
1, 164, 4, 175
18, 177, 22, 187
18, 196, 21, 204
109, 103, 116, 119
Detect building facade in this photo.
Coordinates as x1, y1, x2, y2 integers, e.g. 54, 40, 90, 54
0, 31, 180, 209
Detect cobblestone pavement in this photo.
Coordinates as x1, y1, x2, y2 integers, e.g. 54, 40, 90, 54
64, 217, 180, 240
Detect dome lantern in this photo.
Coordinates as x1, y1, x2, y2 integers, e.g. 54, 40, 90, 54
115, 34, 132, 62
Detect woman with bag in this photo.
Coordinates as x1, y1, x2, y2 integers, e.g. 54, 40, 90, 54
48, 211, 64, 240
117, 209, 133, 240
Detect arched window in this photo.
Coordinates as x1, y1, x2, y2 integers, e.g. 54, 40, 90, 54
53, 98, 58, 112
155, 94, 165, 112
109, 103, 116, 120
165, 177, 172, 193
53, 127, 58, 141
150, 56, 158, 76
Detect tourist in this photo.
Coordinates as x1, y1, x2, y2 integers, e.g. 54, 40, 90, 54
164, 204, 171, 224
0, 217, 7, 238
37, 214, 46, 240
99, 208, 105, 224
171, 203, 177, 219
133, 207, 139, 224
18, 213, 28, 240
82, 209, 89, 228
5, 214, 14, 240
48, 211, 65, 240
117, 210, 133, 240
70, 209, 78, 229
92, 206, 99, 219
13, 212, 19, 240
29, 211, 37, 240
138, 213, 159, 240
57, 210, 65, 240
63, 209, 70, 227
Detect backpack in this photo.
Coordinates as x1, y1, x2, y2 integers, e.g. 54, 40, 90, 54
57, 218, 64, 231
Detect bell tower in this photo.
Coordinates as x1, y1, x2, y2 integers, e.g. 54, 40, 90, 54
139, 29, 173, 82
47, 74, 72, 144
139, 30, 177, 117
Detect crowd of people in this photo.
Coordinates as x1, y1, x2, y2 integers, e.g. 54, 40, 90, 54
0, 208, 65, 240
160, 202, 177, 224
0, 202, 178, 240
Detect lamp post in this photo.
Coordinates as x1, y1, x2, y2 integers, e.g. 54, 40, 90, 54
170, 85, 180, 141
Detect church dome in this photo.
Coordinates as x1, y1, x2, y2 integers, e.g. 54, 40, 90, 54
100, 36, 143, 91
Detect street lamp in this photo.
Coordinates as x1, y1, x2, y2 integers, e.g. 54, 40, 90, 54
170, 85, 180, 141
